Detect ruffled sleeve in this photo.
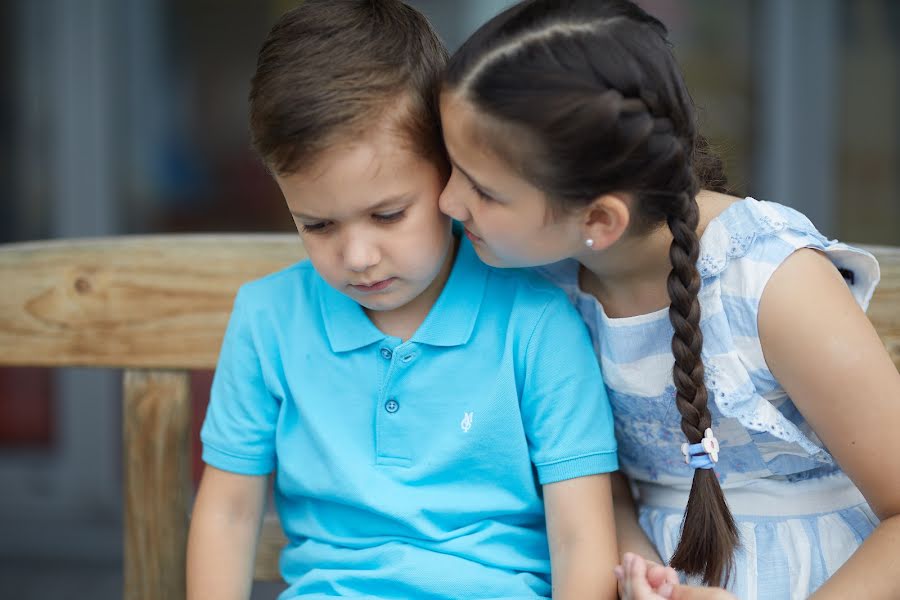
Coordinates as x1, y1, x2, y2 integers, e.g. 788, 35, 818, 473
696, 198, 880, 459
699, 198, 879, 308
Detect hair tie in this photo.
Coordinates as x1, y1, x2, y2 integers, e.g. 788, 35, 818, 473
681, 428, 719, 470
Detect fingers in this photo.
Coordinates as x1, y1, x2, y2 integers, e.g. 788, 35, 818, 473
646, 561, 678, 588
663, 583, 738, 600
624, 553, 662, 599
614, 553, 689, 600
614, 554, 638, 599
614, 557, 736, 600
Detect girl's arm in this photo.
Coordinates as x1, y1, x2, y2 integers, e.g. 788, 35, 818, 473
612, 471, 679, 598
758, 248, 900, 600
187, 465, 269, 600
543, 473, 619, 600
611, 471, 665, 563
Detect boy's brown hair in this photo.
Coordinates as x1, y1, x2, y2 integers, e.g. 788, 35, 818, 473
249, 0, 449, 176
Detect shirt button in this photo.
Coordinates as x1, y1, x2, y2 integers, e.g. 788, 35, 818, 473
380, 348, 393, 360
385, 399, 399, 413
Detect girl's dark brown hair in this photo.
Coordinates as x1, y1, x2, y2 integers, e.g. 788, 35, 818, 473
445, 0, 737, 585
249, 0, 448, 176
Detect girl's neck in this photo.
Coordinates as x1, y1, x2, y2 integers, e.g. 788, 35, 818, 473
578, 190, 737, 319
578, 224, 674, 318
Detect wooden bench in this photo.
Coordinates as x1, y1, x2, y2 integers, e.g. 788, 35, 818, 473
0, 235, 898, 600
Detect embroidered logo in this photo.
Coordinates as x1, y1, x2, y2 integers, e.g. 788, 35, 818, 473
460, 412, 474, 433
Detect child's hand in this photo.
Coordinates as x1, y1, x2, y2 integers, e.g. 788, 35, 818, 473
614, 552, 678, 599
614, 553, 737, 600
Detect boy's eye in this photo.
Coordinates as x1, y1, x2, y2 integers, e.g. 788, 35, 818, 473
373, 210, 406, 224
300, 221, 332, 234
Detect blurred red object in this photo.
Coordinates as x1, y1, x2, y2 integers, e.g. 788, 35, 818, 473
0, 367, 54, 447
190, 370, 214, 486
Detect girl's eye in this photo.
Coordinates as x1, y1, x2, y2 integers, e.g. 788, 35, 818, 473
470, 181, 496, 203
373, 210, 406, 224
301, 222, 332, 234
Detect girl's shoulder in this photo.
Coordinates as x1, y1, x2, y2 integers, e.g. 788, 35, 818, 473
698, 197, 880, 311
530, 258, 581, 305
694, 198, 881, 459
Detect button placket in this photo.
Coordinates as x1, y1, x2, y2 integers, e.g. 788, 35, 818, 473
374, 341, 410, 465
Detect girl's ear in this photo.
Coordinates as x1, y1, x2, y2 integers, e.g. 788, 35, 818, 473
582, 193, 631, 251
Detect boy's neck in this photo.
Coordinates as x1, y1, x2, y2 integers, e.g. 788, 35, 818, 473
366, 234, 460, 341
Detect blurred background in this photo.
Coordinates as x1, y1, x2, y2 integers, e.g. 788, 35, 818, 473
0, 0, 897, 598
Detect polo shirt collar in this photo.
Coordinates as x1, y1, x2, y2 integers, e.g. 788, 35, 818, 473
320, 281, 388, 353
320, 232, 487, 353
410, 234, 485, 347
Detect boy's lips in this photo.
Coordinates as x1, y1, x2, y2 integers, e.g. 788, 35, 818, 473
351, 277, 396, 293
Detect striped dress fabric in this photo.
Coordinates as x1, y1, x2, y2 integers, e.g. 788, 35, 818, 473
535, 198, 882, 599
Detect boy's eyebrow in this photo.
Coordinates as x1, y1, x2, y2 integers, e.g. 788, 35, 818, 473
289, 194, 413, 220
450, 160, 502, 198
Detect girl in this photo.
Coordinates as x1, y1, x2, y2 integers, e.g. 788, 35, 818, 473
437, 0, 900, 598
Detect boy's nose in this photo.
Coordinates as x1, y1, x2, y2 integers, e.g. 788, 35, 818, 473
343, 237, 380, 272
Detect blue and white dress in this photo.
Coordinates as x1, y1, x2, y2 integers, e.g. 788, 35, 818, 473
537, 198, 881, 600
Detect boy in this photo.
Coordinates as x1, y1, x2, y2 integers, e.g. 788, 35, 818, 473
186, 2, 619, 598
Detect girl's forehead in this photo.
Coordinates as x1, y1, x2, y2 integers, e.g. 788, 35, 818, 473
440, 92, 482, 146
442, 95, 498, 146
442, 90, 546, 178
441, 94, 510, 167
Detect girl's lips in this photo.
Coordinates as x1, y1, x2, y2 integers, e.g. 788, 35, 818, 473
465, 228, 483, 244
351, 277, 396, 293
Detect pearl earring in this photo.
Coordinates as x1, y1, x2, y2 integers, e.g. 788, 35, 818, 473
585, 238, 594, 248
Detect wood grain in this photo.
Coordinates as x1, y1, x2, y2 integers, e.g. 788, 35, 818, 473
1, 237, 895, 370
861, 246, 900, 370
0, 235, 305, 369
123, 369, 192, 600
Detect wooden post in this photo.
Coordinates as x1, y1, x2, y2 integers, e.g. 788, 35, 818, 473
123, 370, 191, 600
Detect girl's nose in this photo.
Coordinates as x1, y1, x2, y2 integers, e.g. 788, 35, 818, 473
438, 180, 472, 222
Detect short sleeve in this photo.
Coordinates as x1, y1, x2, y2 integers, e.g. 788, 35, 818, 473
695, 198, 881, 459
200, 288, 280, 476
703, 200, 880, 331
520, 295, 619, 485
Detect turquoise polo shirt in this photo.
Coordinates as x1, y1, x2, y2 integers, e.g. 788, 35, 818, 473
201, 235, 618, 600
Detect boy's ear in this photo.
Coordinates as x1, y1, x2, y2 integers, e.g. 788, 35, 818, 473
582, 193, 631, 251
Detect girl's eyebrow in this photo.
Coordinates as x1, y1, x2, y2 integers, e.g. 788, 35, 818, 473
450, 159, 503, 198
290, 194, 413, 221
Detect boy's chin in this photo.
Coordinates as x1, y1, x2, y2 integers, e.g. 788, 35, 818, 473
354, 293, 409, 314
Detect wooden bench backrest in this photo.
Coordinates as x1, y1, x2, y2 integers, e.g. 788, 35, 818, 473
0, 235, 304, 599
1, 235, 898, 600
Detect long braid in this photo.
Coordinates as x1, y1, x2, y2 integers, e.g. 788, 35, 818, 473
666, 192, 739, 585
667, 193, 707, 440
